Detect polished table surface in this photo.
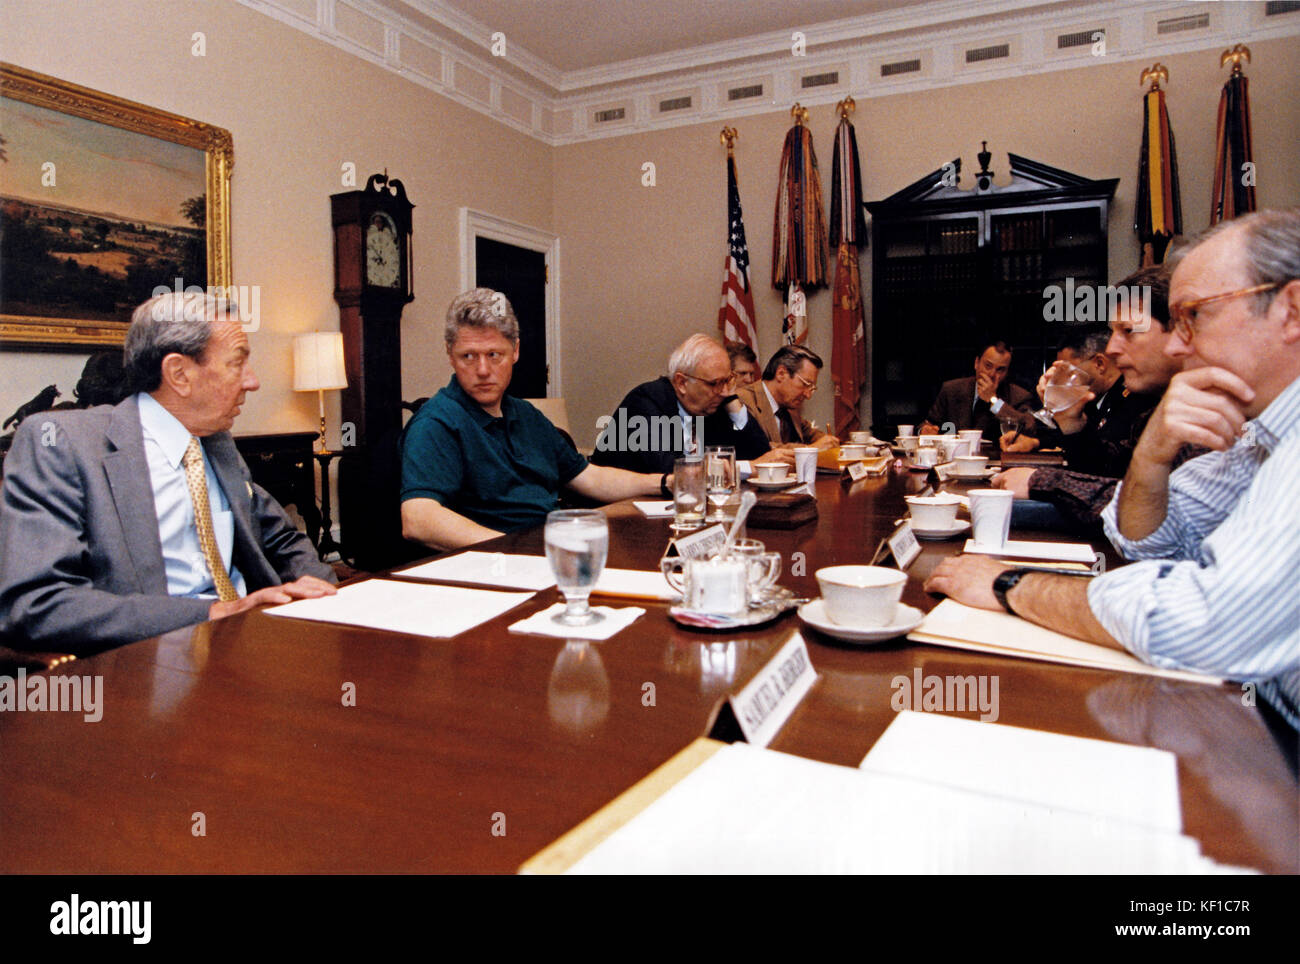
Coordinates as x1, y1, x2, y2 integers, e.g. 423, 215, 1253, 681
2, 468, 1296, 873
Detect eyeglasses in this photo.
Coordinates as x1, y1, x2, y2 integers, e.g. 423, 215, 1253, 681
681, 371, 734, 392
1169, 282, 1281, 343
792, 372, 817, 395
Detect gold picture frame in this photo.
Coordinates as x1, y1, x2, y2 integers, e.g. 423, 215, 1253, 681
1, 63, 233, 349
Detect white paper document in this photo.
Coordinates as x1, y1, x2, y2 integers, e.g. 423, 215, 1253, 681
267, 579, 535, 638
562, 742, 1214, 874
632, 500, 675, 518
962, 538, 1097, 563
591, 568, 676, 601
910, 600, 1224, 685
396, 551, 557, 590
860, 712, 1182, 833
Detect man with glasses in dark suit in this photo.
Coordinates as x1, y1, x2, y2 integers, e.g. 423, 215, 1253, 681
592, 333, 772, 475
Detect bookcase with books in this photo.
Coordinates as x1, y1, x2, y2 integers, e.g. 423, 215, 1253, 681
865, 151, 1117, 434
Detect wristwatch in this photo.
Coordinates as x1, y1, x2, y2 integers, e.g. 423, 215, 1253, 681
992, 568, 1033, 614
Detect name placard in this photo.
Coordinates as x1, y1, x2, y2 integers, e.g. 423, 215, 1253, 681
845, 461, 870, 481
720, 633, 817, 747
888, 522, 921, 569
673, 524, 728, 560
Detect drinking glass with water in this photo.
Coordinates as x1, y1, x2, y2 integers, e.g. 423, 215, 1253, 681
544, 509, 609, 626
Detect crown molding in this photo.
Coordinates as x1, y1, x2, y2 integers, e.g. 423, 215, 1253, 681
237, 0, 1300, 146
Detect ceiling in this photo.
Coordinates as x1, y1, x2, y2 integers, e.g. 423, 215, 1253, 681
432, 0, 925, 72
370, 0, 1067, 90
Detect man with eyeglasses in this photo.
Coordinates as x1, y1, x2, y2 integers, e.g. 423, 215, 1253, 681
926, 207, 1300, 730
736, 345, 838, 451
401, 289, 664, 550
591, 333, 771, 475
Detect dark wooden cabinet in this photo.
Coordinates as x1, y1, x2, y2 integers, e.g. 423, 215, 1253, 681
234, 432, 322, 552
865, 151, 1117, 433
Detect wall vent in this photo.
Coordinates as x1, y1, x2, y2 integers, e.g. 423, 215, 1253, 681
965, 43, 1010, 63
800, 70, 840, 88
593, 107, 626, 123
881, 58, 921, 77
1265, 1, 1300, 15
727, 83, 764, 101
658, 96, 692, 112
1156, 12, 1210, 34
1057, 28, 1102, 49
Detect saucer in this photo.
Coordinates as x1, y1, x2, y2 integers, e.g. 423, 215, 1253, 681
748, 476, 798, 489
908, 518, 971, 540
943, 464, 999, 480
797, 599, 925, 644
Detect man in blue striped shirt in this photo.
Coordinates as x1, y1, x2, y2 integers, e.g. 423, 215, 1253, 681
927, 208, 1300, 728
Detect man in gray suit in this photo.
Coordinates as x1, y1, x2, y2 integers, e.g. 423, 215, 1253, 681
0, 291, 336, 654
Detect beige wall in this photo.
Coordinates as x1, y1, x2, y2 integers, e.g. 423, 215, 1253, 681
2, 2, 1297, 452
0, 0, 553, 438
556, 36, 1300, 442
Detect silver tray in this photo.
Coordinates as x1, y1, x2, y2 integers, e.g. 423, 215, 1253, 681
667, 587, 804, 630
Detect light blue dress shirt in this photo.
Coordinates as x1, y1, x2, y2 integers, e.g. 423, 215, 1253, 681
137, 393, 247, 599
1089, 375, 1300, 727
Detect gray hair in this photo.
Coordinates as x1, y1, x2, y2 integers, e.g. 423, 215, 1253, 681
124, 291, 237, 392
1170, 207, 1300, 313
444, 288, 519, 348
668, 334, 725, 377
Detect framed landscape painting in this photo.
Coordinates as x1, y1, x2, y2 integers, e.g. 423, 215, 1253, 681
0, 64, 233, 349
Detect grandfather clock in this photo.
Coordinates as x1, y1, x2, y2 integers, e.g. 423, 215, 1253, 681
331, 173, 414, 570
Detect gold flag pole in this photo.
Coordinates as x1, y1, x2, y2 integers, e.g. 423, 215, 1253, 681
719, 125, 737, 157
1221, 44, 1251, 75
1140, 63, 1168, 91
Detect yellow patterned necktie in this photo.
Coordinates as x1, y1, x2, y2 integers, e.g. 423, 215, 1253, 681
182, 437, 238, 602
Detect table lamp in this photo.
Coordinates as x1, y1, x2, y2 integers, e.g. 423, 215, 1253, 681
293, 332, 348, 452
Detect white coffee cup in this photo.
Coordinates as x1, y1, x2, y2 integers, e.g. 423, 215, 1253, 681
850, 431, 872, 444
816, 565, 907, 626
755, 462, 789, 482
897, 424, 915, 437
969, 489, 1014, 549
953, 455, 989, 477
794, 446, 818, 483
905, 495, 961, 529
913, 447, 940, 468
958, 429, 983, 445
839, 443, 868, 460
896, 436, 921, 455
934, 436, 961, 461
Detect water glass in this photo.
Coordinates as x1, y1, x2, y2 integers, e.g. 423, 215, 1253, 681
671, 457, 706, 531
544, 509, 609, 625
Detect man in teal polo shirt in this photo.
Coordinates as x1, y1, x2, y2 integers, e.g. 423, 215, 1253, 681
401, 288, 664, 550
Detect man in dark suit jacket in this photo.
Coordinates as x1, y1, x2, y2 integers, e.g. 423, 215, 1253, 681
0, 292, 336, 654
920, 339, 1036, 444
591, 334, 771, 475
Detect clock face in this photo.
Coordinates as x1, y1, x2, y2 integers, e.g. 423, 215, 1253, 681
365, 212, 402, 289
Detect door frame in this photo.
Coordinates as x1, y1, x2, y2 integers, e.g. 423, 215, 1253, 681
458, 208, 561, 396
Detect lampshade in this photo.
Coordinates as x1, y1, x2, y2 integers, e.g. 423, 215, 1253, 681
293, 332, 348, 392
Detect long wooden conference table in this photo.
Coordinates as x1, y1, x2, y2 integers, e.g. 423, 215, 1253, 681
2, 467, 1296, 874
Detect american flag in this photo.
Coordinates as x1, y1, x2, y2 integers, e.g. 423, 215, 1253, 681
718, 154, 758, 352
